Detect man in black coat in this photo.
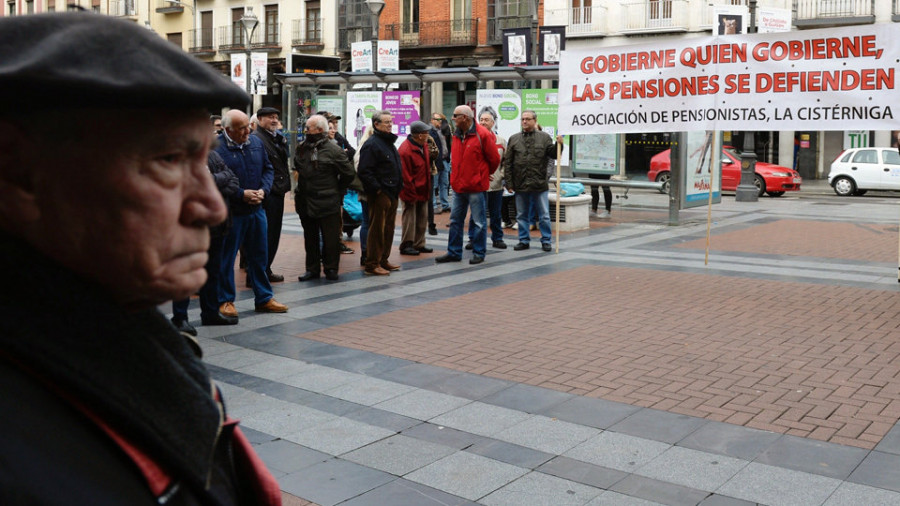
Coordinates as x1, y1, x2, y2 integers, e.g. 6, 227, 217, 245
253, 107, 291, 282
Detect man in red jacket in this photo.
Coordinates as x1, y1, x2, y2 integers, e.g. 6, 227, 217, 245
399, 121, 435, 256
435, 105, 500, 265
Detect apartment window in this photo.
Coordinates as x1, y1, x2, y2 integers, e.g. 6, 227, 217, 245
452, 0, 470, 20
232, 8, 245, 45
201, 11, 213, 47
649, 0, 672, 21
25, 0, 33, 13
264, 4, 278, 44
497, 0, 528, 17
402, 0, 419, 26
7, 0, 14, 16
47, 0, 55, 11
167, 32, 183, 49
572, 0, 591, 24
306, 1, 321, 41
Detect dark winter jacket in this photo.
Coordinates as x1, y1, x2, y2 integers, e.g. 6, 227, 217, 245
0, 234, 281, 506
398, 136, 432, 203
450, 121, 500, 194
208, 150, 239, 238
253, 128, 291, 196
357, 129, 403, 199
502, 129, 558, 192
293, 134, 357, 219
334, 131, 357, 163
214, 132, 274, 215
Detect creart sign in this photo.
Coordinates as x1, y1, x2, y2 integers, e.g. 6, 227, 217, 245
559, 24, 900, 134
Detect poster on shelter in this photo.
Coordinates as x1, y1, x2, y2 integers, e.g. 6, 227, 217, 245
382, 91, 420, 145
475, 89, 521, 145
684, 131, 721, 204
346, 91, 381, 148
560, 24, 900, 134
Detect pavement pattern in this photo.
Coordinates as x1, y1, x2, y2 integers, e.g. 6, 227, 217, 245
181, 182, 900, 505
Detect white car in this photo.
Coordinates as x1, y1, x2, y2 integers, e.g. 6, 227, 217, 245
828, 147, 900, 196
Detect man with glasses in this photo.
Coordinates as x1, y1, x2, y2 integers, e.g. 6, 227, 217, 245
502, 110, 563, 252
435, 105, 500, 265
357, 110, 403, 276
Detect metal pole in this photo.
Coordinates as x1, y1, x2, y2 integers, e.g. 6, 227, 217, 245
735, 0, 758, 202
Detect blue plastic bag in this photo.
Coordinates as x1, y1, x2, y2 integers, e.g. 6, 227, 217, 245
558, 182, 585, 197
343, 190, 363, 222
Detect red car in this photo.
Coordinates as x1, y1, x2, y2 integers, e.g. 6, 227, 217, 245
648, 147, 802, 197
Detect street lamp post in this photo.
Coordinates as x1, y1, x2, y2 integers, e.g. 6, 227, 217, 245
365, 0, 385, 75
240, 6, 259, 115
735, 0, 758, 202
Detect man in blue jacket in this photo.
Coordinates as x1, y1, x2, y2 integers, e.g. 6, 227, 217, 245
215, 110, 288, 315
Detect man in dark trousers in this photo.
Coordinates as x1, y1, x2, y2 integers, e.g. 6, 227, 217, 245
0, 13, 281, 504
252, 107, 291, 282
357, 110, 403, 276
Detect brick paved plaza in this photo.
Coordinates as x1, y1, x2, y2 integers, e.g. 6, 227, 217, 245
189, 183, 900, 505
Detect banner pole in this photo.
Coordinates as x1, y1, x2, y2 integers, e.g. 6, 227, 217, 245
555, 140, 562, 253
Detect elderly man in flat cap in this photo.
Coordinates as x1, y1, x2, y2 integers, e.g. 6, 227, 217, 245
0, 13, 281, 505
398, 121, 435, 256
252, 106, 291, 283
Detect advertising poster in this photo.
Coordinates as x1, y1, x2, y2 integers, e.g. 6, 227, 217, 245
351, 41, 373, 72
346, 91, 381, 148
475, 89, 521, 145
316, 96, 344, 132
560, 24, 900, 134
378, 40, 400, 72
382, 91, 421, 146
757, 7, 792, 34
522, 88, 568, 163
503, 28, 531, 66
230, 53, 245, 91
539, 26, 565, 65
250, 52, 267, 95
684, 131, 721, 205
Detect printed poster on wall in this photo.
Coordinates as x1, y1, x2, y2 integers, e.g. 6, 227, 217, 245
351, 41, 373, 72
475, 89, 521, 145
250, 52, 268, 95
503, 28, 531, 66
757, 7, 791, 33
382, 91, 420, 143
713, 5, 748, 36
522, 88, 568, 164
683, 131, 722, 205
539, 26, 565, 65
346, 91, 381, 148
571, 134, 618, 175
378, 40, 400, 72
316, 96, 344, 133
230, 54, 246, 91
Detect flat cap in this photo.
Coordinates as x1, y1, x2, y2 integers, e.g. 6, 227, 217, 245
0, 13, 249, 114
257, 107, 280, 117
409, 121, 430, 134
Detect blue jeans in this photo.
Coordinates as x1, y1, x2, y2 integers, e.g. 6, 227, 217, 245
469, 191, 503, 243
448, 191, 486, 258
435, 161, 450, 209
220, 206, 273, 305
515, 191, 551, 245
359, 200, 369, 253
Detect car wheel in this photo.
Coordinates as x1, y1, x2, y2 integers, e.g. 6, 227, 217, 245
854, 189, 868, 196
655, 172, 670, 194
832, 176, 855, 197
754, 174, 766, 197
766, 191, 785, 197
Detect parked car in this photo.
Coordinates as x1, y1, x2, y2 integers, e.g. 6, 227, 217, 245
827, 147, 900, 196
648, 147, 802, 197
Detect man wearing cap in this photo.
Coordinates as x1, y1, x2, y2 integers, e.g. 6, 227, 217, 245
398, 121, 434, 256
435, 105, 500, 265
253, 106, 290, 283
0, 13, 281, 504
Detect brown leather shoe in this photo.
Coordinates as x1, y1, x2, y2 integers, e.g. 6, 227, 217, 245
381, 261, 401, 271
219, 302, 238, 317
254, 299, 288, 313
364, 266, 390, 276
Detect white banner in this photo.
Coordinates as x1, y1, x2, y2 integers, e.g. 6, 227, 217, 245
251, 52, 267, 95
378, 40, 399, 72
230, 53, 246, 91
351, 41, 373, 72
559, 24, 900, 134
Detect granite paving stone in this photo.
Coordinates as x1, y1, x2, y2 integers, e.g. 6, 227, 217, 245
541, 396, 642, 429
480, 383, 576, 414
610, 408, 709, 445
430, 401, 533, 437
238, 403, 336, 439
633, 446, 749, 492
253, 439, 332, 475
716, 462, 843, 506
537, 456, 630, 490
426, 371, 516, 400
404, 452, 529, 501
322, 376, 417, 406
697, 494, 757, 506
341, 406, 422, 432
874, 423, 900, 455
846, 450, 900, 493
278, 458, 395, 506
753, 434, 869, 480
493, 414, 602, 455
341, 434, 456, 476
203, 348, 276, 370
466, 439, 556, 469
285, 417, 396, 456
233, 356, 317, 381
563, 431, 671, 473
373, 388, 473, 421
280, 365, 366, 393
822, 481, 900, 505
609, 474, 711, 506
338, 479, 479, 506
585, 491, 665, 505
480, 471, 604, 506
677, 421, 782, 461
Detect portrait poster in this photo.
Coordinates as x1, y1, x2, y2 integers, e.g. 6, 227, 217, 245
475, 89, 521, 144
502, 28, 531, 66
230, 53, 245, 91
714, 5, 748, 36
251, 52, 267, 95
346, 91, 381, 148
539, 26, 565, 65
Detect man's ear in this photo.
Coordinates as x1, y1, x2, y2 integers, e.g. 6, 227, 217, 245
0, 121, 40, 225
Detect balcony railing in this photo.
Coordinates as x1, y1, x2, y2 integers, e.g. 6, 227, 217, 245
894, 0, 900, 20
155, 0, 183, 13
188, 28, 215, 54
384, 19, 478, 48
338, 26, 376, 52
620, 0, 688, 33
217, 22, 282, 52
794, 0, 874, 26
109, 0, 136, 17
487, 15, 532, 45
292, 18, 323, 47
546, 6, 607, 37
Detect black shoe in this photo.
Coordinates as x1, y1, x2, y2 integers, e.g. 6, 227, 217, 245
360, 251, 367, 266
298, 271, 320, 281
542, 243, 552, 252
465, 242, 473, 250
417, 246, 434, 253
267, 272, 284, 283
324, 269, 339, 281
201, 312, 239, 326
435, 254, 462, 263
171, 317, 198, 336
513, 242, 530, 251
469, 256, 484, 265
400, 247, 420, 256
340, 243, 355, 254
492, 240, 507, 249
428, 224, 438, 236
